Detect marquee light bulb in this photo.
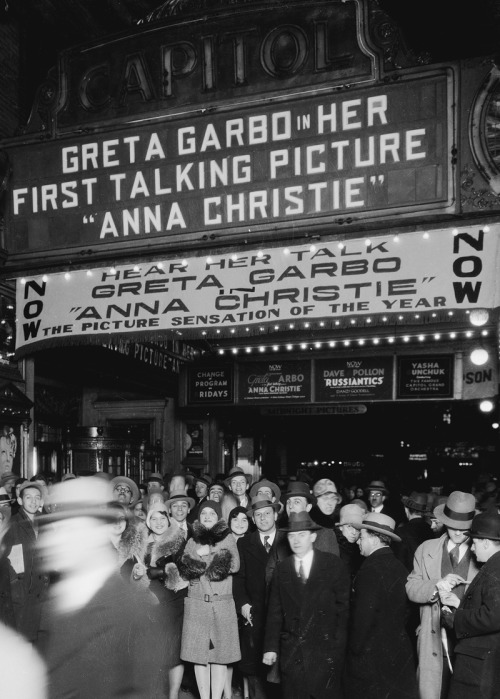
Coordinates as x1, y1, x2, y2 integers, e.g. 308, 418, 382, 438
480, 399, 494, 413
470, 348, 489, 366
470, 309, 489, 326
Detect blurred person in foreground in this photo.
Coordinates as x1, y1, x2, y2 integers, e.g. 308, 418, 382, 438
0, 509, 47, 699
38, 476, 160, 699
439, 511, 500, 699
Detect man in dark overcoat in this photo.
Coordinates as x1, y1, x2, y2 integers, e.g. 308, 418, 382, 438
440, 511, 500, 699
5, 481, 48, 643
263, 511, 350, 699
38, 476, 160, 699
344, 512, 418, 699
234, 495, 288, 698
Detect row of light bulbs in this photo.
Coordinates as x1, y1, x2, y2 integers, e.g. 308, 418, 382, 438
201, 310, 487, 338
217, 328, 490, 354
18, 225, 493, 283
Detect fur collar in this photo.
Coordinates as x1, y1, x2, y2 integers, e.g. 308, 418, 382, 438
117, 520, 148, 565
147, 526, 186, 564
192, 519, 231, 546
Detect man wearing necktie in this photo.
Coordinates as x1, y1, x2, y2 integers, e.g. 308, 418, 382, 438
263, 511, 349, 699
440, 511, 500, 699
406, 491, 479, 699
234, 495, 287, 698
4, 481, 48, 644
166, 490, 195, 539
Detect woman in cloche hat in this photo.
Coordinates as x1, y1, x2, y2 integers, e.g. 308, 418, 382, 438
166, 500, 240, 699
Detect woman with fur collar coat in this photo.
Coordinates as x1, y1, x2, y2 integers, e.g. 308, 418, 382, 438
167, 500, 240, 699
132, 503, 188, 699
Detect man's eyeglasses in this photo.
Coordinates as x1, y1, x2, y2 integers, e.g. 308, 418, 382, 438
114, 485, 132, 495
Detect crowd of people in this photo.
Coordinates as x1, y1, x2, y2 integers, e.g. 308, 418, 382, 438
0, 466, 499, 699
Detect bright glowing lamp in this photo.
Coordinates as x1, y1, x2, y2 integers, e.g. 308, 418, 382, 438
470, 348, 489, 366
470, 309, 489, 326
479, 400, 495, 413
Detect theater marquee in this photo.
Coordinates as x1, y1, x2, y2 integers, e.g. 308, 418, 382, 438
5, 70, 454, 262
15, 224, 499, 356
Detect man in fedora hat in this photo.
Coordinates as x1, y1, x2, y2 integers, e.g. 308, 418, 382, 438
263, 511, 349, 699
439, 511, 500, 699
249, 479, 281, 505
4, 481, 48, 644
365, 479, 405, 524
111, 476, 140, 509
187, 473, 212, 524
336, 503, 365, 580
406, 491, 480, 699
234, 495, 288, 698
166, 490, 195, 539
345, 513, 418, 699
395, 492, 434, 572
282, 481, 340, 556
225, 467, 252, 509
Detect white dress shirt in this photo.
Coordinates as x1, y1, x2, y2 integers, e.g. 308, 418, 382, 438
295, 549, 314, 580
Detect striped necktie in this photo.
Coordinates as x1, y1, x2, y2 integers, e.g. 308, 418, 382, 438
297, 560, 306, 584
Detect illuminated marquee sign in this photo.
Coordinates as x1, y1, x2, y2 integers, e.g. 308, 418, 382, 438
6, 71, 453, 260
15, 224, 499, 356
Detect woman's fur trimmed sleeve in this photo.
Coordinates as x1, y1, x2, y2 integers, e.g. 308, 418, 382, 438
205, 548, 234, 581
177, 552, 207, 580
